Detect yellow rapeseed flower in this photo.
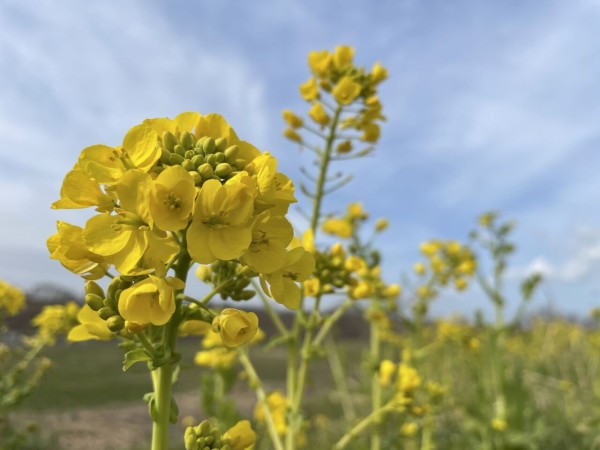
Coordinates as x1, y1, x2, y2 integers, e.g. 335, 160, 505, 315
322, 218, 353, 238
332, 76, 361, 105
149, 165, 196, 231
223, 420, 256, 450
370, 62, 388, 84
118, 276, 184, 326
0, 280, 25, 316
241, 215, 294, 274
212, 308, 258, 348
261, 247, 315, 309
308, 102, 330, 126
187, 179, 254, 264
303, 278, 321, 297
68, 305, 113, 342
375, 218, 388, 231
333, 45, 354, 70
361, 123, 380, 142
300, 78, 319, 101
282, 110, 303, 128
379, 359, 396, 386
308, 50, 332, 77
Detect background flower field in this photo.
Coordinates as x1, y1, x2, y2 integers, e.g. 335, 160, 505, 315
1, 1, 600, 450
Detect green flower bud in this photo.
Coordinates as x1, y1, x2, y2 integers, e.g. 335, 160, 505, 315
162, 131, 178, 151
215, 137, 228, 152
191, 154, 205, 167
214, 153, 225, 164
160, 147, 171, 164
234, 158, 247, 170
203, 137, 216, 154
107, 278, 121, 300
206, 154, 217, 167
190, 171, 202, 185
224, 145, 239, 161
103, 296, 118, 310
215, 163, 233, 178
99, 307, 118, 320
182, 159, 196, 171
181, 132, 194, 149
106, 315, 124, 332
85, 281, 105, 298
184, 427, 198, 450
238, 290, 255, 300
198, 163, 214, 179
169, 153, 185, 165
184, 150, 195, 159
85, 293, 104, 311
174, 144, 187, 157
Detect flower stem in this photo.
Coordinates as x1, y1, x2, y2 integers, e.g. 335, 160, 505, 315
151, 363, 173, 450
333, 403, 396, 450
369, 304, 382, 450
239, 350, 285, 450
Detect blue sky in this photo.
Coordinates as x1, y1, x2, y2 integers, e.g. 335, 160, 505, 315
2, 0, 600, 317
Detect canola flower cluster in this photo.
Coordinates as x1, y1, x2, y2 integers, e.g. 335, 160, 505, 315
0, 280, 26, 317
283, 45, 387, 151
49, 112, 314, 340
415, 239, 477, 293
184, 419, 255, 450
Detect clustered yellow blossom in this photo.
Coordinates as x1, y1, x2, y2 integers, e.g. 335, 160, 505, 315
184, 419, 256, 450
31, 302, 79, 344
50, 112, 314, 337
283, 45, 387, 152
255, 391, 288, 436
321, 202, 387, 239
436, 320, 481, 351
0, 280, 26, 317
417, 239, 476, 291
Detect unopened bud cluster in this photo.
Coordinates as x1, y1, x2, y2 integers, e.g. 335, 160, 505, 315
197, 262, 255, 302
157, 132, 245, 186
185, 420, 231, 450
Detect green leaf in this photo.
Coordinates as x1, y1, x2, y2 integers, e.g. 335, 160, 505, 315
169, 397, 179, 424
123, 348, 152, 371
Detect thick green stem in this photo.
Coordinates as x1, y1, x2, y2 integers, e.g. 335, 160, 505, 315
151, 363, 173, 450
150, 242, 192, 450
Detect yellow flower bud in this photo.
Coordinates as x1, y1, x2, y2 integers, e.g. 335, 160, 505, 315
300, 78, 319, 101
303, 278, 320, 297
375, 218, 388, 231
333, 45, 354, 70
196, 265, 212, 282
212, 308, 258, 348
332, 76, 361, 105
344, 255, 367, 273
400, 422, 418, 438
454, 278, 468, 291
308, 102, 330, 126
491, 418, 508, 431
282, 110, 303, 128
284, 128, 302, 143
336, 140, 352, 153
379, 359, 396, 386
413, 262, 426, 275
223, 420, 256, 450
330, 242, 346, 258
351, 281, 374, 299
308, 50, 332, 77
382, 284, 401, 299
322, 218, 352, 238
370, 62, 388, 84
361, 123, 380, 143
